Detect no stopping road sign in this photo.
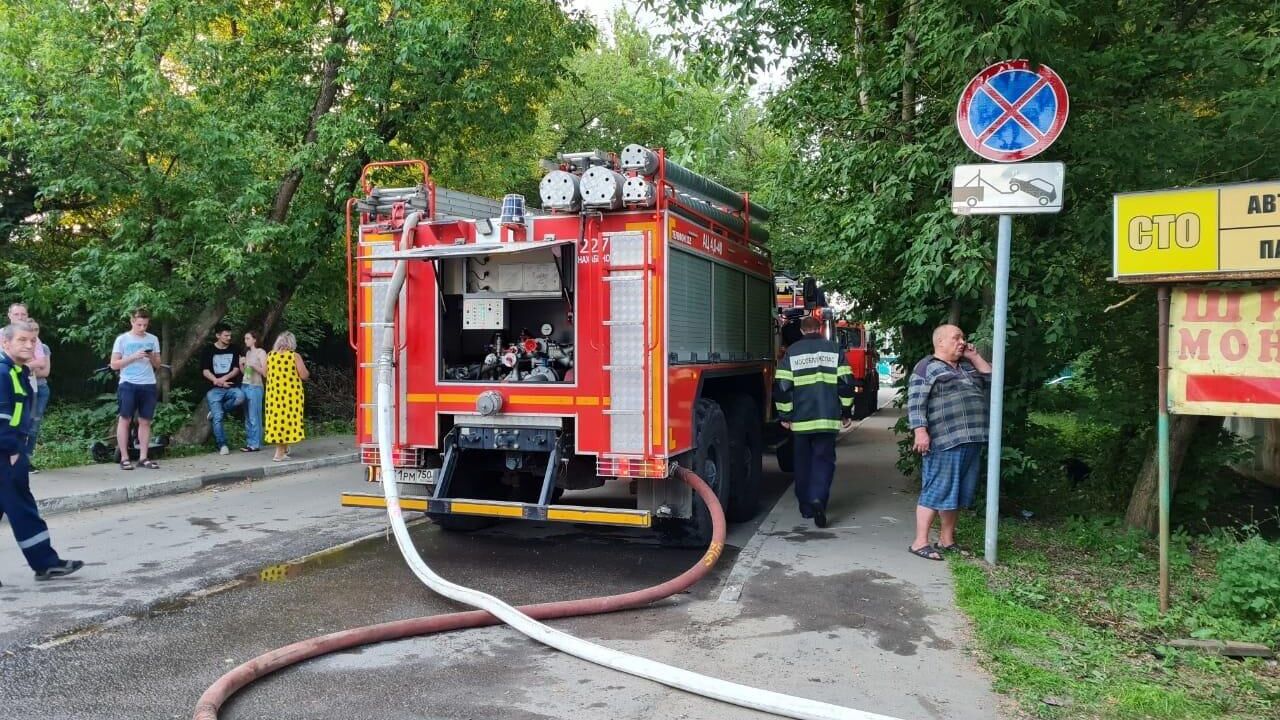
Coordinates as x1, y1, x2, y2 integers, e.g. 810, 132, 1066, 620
956, 60, 1069, 163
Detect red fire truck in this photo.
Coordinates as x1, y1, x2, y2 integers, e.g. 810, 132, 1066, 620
341, 149, 775, 545
773, 275, 879, 419
835, 320, 880, 420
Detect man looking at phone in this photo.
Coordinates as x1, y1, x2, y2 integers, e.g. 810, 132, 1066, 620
109, 307, 161, 470
906, 324, 992, 560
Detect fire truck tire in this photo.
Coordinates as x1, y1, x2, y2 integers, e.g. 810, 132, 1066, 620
723, 396, 762, 523
853, 391, 871, 420
775, 436, 794, 473
659, 398, 731, 548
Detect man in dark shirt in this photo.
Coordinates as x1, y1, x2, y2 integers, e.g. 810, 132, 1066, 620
202, 324, 244, 456
906, 324, 992, 559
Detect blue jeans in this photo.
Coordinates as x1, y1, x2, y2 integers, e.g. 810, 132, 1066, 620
206, 386, 246, 448
242, 385, 264, 450
26, 383, 51, 456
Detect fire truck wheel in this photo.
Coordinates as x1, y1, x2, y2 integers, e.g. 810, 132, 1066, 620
724, 396, 763, 523
659, 398, 731, 548
775, 436, 795, 473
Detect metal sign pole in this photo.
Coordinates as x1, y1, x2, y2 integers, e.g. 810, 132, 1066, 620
1157, 286, 1171, 613
983, 214, 1013, 565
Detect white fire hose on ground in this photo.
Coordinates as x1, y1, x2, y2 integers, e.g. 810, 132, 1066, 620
370, 212, 905, 720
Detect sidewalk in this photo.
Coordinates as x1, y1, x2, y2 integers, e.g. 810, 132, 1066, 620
29, 435, 358, 517
599, 405, 1004, 719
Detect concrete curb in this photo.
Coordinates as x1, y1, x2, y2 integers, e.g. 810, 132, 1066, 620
37, 452, 359, 517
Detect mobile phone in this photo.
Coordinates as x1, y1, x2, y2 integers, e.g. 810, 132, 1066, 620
143, 349, 152, 354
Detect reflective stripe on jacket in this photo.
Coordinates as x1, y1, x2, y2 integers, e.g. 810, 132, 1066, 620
773, 334, 855, 433
0, 353, 32, 455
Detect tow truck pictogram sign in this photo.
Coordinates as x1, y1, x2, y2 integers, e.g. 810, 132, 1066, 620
951, 162, 1065, 215
956, 60, 1069, 162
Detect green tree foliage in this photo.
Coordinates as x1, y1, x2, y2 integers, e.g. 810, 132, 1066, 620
652, 0, 1280, 508
0, 0, 592, 387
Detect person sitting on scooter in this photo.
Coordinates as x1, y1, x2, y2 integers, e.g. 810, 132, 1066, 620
109, 307, 161, 470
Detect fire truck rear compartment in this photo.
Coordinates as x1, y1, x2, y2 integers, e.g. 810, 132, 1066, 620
435, 250, 575, 383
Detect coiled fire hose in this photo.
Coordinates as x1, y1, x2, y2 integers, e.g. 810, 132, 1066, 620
193, 212, 902, 720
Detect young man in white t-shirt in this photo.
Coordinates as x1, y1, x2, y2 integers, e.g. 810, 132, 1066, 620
109, 308, 162, 470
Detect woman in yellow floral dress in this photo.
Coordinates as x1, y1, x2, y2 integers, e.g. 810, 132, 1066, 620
264, 331, 309, 461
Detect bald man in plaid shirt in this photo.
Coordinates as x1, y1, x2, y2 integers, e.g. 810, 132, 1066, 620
907, 324, 991, 560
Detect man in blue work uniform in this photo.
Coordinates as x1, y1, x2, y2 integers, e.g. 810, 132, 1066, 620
1, 321, 83, 584
774, 314, 855, 528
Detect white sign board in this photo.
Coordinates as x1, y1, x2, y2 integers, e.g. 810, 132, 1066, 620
951, 162, 1065, 215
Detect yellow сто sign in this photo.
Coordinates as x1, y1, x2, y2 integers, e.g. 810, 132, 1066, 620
1113, 188, 1219, 278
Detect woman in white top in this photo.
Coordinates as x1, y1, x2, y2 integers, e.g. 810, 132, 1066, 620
239, 331, 268, 452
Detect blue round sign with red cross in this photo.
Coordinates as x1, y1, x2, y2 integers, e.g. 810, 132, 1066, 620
956, 60, 1069, 163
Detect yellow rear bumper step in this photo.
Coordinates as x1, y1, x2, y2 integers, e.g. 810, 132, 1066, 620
340, 492, 652, 528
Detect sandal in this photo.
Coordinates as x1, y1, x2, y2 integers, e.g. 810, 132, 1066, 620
240, 447, 256, 453
935, 543, 966, 554
120, 459, 135, 471
908, 544, 944, 561
139, 459, 160, 470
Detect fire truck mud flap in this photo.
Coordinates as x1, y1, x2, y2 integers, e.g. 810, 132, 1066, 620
339, 493, 652, 527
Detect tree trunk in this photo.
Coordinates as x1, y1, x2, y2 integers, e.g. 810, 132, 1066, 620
899, 0, 918, 134
1124, 414, 1218, 534
269, 14, 348, 224
166, 298, 229, 384
852, 1, 870, 114
258, 272, 308, 340
158, 320, 172, 400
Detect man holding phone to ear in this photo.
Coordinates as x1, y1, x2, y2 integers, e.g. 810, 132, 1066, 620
110, 307, 162, 470
907, 324, 991, 560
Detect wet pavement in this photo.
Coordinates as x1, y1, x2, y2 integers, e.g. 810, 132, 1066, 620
0, 392, 1002, 720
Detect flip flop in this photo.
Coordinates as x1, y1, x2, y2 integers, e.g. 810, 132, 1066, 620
908, 544, 943, 561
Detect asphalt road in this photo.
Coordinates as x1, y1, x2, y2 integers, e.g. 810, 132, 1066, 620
0, 456, 793, 720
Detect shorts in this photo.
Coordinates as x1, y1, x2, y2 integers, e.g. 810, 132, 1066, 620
118, 382, 159, 420
919, 443, 982, 511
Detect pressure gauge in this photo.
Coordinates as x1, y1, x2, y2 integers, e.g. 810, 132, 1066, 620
540, 323, 553, 337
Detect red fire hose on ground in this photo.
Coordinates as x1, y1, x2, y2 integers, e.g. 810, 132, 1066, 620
192, 465, 725, 720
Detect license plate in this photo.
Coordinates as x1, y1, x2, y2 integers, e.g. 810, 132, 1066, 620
370, 466, 436, 484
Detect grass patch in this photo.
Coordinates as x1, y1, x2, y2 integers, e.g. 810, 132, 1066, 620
951, 513, 1280, 719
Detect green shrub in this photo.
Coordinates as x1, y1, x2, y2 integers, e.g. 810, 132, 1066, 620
1208, 535, 1280, 624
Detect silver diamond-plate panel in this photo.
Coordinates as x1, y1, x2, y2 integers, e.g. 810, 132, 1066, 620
610, 274, 643, 324
610, 413, 644, 454
611, 324, 644, 366
610, 233, 645, 267
610, 369, 644, 412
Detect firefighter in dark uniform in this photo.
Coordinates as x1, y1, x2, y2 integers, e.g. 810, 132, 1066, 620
1, 321, 83, 584
773, 314, 855, 528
